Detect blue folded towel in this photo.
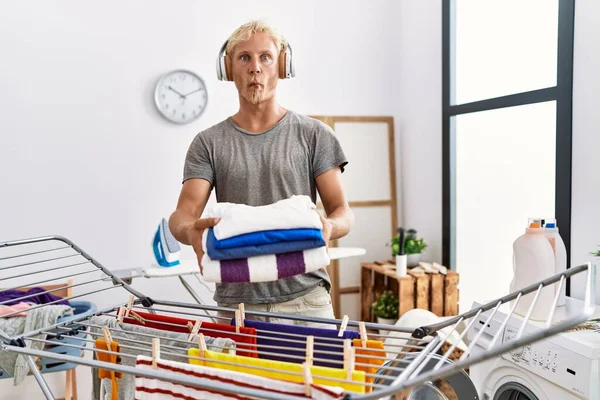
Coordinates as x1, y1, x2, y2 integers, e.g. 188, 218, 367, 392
209, 228, 324, 249
206, 228, 325, 261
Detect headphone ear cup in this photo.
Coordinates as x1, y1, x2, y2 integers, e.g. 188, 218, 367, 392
278, 50, 287, 79
224, 55, 234, 81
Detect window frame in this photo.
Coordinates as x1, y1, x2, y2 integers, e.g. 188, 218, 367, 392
442, 0, 575, 295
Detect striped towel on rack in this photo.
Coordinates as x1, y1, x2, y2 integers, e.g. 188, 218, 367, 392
201, 230, 330, 283
134, 355, 347, 400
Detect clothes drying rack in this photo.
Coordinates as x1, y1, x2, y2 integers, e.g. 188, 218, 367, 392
0, 236, 596, 399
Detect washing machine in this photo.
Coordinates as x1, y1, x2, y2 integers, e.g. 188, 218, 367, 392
468, 297, 600, 400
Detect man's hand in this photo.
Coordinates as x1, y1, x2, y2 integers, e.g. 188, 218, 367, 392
187, 217, 220, 274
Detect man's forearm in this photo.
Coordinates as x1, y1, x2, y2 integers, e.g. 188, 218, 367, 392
326, 205, 355, 241
169, 210, 196, 245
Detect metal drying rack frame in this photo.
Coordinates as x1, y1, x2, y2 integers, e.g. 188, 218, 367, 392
0, 236, 596, 400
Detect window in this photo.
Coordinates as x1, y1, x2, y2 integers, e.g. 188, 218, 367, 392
443, 0, 574, 311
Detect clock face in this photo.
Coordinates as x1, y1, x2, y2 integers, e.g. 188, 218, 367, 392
154, 70, 207, 124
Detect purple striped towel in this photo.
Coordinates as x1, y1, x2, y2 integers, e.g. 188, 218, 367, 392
201, 246, 330, 283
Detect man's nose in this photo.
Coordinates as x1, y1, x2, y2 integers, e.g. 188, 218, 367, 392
249, 59, 261, 74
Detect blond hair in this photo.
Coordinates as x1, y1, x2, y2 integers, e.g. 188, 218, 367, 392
225, 20, 286, 56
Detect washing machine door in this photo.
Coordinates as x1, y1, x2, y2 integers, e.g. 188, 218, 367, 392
375, 353, 479, 399
493, 382, 539, 400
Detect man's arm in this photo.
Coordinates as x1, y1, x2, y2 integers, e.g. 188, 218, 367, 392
169, 178, 220, 268
315, 167, 355, 243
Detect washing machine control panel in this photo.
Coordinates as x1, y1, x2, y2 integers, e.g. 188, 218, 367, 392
502, 325, 591, 398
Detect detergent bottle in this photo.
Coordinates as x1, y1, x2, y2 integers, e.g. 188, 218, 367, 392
543, 217, 567, 307
511, 218, 556, 320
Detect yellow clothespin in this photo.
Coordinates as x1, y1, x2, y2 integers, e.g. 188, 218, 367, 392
343, 339, 355, 380
125, 295, 134, 318
359, 321, 368, 348
116, 306, 125, 323
187, 320, 202, 342
198, 333, 207, 358
338, 315, 349, 337
152, 338, 160, 369
102, 327, 112, 345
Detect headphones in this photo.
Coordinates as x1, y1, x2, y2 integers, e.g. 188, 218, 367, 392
216, 37, 295, 81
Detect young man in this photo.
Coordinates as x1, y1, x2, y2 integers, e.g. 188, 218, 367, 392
169, 20, 354, 326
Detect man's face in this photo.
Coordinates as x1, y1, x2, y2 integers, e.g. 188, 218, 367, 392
230, 32, 280, 105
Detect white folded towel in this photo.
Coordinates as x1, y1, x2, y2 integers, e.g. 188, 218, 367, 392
206, 195, 323, 240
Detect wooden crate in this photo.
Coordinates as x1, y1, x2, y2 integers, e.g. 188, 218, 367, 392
360, 260, 459, 322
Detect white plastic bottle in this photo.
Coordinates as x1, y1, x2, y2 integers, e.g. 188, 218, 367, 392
543, 218, 567, 307
511, 218, 556, 320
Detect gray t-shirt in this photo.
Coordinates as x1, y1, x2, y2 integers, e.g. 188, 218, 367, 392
183, 110, 348, 304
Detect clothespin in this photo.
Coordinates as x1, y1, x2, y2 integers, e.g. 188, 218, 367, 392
235, 303, 245, 334
102, 327, 112, 345
197, 333, 207, 358
305, 335, 314, 367
152, 338, 160, 369
130, 310, 146, 325
359, 321, 368, 348
239, 303, 245, 325
302, 362, 312, 397
343, 339, 355, 380
187, 320, 202, 341
125, 295, 134, 317
338, 315, 349, 337
116, 306, 125, 323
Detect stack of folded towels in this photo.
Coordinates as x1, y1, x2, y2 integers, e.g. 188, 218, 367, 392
201, 195, 331, 283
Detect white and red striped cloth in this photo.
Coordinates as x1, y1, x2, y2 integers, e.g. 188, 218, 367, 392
134, 355, 346, 400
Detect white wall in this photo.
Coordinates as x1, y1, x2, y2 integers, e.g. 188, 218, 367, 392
0, 1, 427, 398
386, 1, 443, 262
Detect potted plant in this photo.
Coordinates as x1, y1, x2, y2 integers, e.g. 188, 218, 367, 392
592, 246, 600, 258
392, 229, 427, 267
372, 290, 399, 336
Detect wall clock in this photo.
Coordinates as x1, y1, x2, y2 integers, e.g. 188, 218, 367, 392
154, 69, 207, 124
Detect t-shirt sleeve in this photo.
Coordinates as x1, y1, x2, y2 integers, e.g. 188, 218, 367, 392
312, 122, 348, 178
183, 133, 214, 185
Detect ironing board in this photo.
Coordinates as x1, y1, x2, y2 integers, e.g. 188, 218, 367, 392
109, 247, 367, 313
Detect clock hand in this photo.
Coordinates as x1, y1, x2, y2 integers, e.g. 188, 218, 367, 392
167, 85, 186, 99
182, 88, 205, 97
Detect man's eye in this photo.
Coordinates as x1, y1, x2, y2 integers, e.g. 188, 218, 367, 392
261, 55, 272, 61
240, 55, 249, 61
